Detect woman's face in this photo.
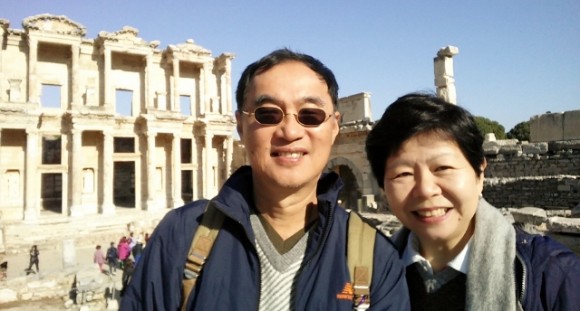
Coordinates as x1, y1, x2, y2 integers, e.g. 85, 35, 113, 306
383, 132, 485, 250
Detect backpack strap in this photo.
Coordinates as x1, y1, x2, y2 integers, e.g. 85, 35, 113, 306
181, 200, 224, 311
347, 211, 376, 310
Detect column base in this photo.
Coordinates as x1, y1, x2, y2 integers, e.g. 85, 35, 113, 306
69, 204, 84, 218
100, 203, 116, 216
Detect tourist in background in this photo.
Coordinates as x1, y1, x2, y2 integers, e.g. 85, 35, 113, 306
131, 239, 143, 264
26, 244, 39, 274
106, 242, 119, 275
93, 245, 106, 273
121, 48, 409, 310
117, 236, 130, 269
365, 93, 580, 310
121, 258, 135, 296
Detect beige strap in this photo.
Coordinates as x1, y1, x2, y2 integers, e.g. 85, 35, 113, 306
181, 200, 224, 311
347, 211, 375, 309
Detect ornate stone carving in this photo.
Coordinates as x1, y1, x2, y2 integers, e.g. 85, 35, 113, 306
22, 14, 86, 37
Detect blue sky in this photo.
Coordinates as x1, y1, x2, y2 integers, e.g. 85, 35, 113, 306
3, 1, 579, 130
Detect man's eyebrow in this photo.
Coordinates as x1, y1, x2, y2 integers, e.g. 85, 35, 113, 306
253, 95, 280, 106
301, 96, 327, 107
253, 95, 328, 107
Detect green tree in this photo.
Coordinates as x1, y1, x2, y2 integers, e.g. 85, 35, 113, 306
507, 121, 530, 141
474, 116, 506, 139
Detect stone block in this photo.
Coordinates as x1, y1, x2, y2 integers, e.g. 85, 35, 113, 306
521, 142, 548, 154
547, 217, 580, 234
483, 142, 500, 155
511, 207, 547, 225
0, 288, 18, 304
572, 202, 580, 218
499, 144, 522, 156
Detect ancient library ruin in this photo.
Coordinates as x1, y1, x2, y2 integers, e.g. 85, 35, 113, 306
0, 14, 241, 223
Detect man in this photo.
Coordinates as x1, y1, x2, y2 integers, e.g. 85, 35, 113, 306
106, 242, 118, 275
121, 48, 409, 310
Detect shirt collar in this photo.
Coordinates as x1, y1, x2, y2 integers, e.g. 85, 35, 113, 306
402, 232, 471, 274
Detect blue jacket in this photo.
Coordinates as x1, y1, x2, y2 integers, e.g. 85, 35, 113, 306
514, 227, 580, 310
121, 166, 410, 310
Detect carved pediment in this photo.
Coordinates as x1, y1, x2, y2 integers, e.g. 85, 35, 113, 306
168, 39, 212, 56
23, 14, 86, 37
97, 26, 159, 48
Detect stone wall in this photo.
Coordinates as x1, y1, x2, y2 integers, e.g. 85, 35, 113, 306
483, 139, 580, 209
530, 109, 580, 142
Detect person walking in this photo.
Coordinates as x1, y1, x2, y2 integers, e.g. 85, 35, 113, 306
94, 245, 106, 273
26, 245, 39, 274
106, 242, 119, 275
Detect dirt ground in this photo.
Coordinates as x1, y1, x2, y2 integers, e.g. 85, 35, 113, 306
0, 298, 67, 310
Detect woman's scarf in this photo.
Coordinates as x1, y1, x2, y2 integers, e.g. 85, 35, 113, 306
466, 198, 517, 310
391, 198, 518, 310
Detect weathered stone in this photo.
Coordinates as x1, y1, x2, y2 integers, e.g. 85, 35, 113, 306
511, 207, 547, 225
547, 217, 580, 234
521, 142, 549, 154
0, 288, 18, 304
572, 202, 580, 218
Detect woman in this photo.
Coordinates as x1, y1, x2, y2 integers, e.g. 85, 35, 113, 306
365, 93, 579, 310
94, 245, 106, 273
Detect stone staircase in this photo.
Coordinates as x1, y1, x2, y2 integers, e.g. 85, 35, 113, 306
1, 209, 170, 255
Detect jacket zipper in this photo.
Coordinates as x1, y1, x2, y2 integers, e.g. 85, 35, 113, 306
515, 251, 527, 306
212, 203, 262, 311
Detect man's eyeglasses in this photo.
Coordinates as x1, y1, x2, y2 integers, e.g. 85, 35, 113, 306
241, 106, 333, 127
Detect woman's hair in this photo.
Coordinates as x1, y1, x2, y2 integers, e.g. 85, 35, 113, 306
235, 48, 339, 110
365, 92, 485, 188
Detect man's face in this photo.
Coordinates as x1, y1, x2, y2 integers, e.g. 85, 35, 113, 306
236, 61, 340, 191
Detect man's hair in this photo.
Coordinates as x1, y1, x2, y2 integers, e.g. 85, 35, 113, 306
235, 48, 339, 110
365, 92, 485, 188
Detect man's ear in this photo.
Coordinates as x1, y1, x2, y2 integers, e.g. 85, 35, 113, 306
331, 111, 341, 144
235, 110, 243, 138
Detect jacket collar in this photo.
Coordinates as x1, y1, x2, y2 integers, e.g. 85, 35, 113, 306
211, 165, 344, 236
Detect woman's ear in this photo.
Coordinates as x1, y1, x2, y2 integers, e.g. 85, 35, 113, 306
480, 158, 488, 176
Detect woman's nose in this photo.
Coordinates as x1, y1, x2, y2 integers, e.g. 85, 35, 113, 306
412, 171, 441, 198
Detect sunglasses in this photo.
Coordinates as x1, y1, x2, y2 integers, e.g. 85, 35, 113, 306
241, 106, 333, 127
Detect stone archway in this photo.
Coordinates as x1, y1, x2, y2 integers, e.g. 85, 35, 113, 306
327, 157, 364, 211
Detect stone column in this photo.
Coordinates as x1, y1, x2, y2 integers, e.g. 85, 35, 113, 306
145, 53, 153, 113
434, 46, 459, 105
101, 131, 115, 215
192, 139, 199, 200
103, 48, 112, 110
172, 134, 184, 208
71, 44, 81, 108
172, 57, 180, 112
199, 64, 206, 115
226, 136, 233, 177
145, 132, 157, 210
27, 38, 39, 104
69, 129, 83, 217
24, 130, 39, 221
204, 134, 212, 198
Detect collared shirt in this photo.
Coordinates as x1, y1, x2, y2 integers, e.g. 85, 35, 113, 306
402, 232, 471, 293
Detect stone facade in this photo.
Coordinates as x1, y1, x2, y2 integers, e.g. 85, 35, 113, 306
530, 110, 580, 142
328, 92, 381, 212
0, 14, 237, 225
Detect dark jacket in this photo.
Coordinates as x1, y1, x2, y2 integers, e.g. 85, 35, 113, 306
394, 226, 580, 310
514, 227, 580, 310
121, 166, 410, 310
